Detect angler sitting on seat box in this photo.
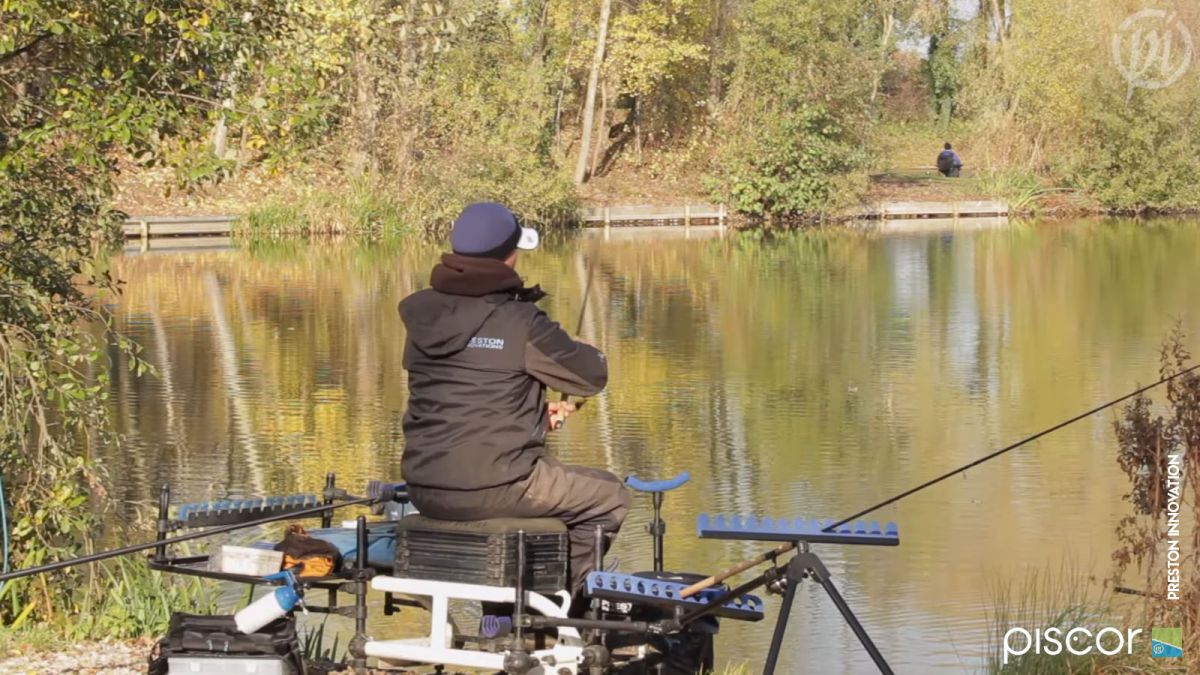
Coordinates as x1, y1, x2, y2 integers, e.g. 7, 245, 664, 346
398, 201, 629, 616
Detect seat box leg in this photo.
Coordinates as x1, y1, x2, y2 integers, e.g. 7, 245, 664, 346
430, 592, 451, 649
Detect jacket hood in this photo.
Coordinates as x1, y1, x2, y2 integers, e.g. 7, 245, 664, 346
399, 290, 504, 358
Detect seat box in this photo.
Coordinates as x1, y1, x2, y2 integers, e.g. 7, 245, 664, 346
394, 515, 569, 592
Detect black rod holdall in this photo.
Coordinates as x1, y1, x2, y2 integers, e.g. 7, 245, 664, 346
147, 613, 306, 675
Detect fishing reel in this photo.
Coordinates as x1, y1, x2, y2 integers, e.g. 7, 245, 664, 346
767, 576, 789, 596
365, 479, 408, 516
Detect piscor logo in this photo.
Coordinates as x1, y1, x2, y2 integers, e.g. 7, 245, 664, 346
1002, 627, 1143, 664
1003, 626, 1185, 663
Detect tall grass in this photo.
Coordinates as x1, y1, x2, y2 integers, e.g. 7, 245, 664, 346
70, 556, 218, 641
239, 172, 582, 239
239, 177, 413, 237
968, 169, 1080, 214
0, 554, 217, 652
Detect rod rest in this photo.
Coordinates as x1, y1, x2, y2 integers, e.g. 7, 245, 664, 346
175, 494, 320, 528
585, 571, 764, 621
697, 514, 900, 546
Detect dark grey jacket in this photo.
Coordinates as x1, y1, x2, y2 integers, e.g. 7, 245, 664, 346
399, 266, 607, 490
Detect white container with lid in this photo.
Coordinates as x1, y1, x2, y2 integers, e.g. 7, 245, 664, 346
210, 545, 283, 577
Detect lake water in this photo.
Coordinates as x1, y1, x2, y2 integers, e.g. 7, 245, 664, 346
103, 218, 1200, 674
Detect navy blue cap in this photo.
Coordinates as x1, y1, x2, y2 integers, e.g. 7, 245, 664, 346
450, 202, 539, 259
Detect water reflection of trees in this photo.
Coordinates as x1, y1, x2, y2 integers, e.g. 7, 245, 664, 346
102, 223, 1200, 669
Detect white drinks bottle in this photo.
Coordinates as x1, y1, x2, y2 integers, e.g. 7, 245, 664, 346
235, 571, 302, 634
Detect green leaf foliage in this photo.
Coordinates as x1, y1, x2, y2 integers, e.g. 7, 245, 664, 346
708, 0, 880, 218
1, 0, 275, 625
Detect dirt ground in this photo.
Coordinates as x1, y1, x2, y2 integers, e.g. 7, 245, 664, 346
113, 159, 1060, 222
0, 639, 152, 675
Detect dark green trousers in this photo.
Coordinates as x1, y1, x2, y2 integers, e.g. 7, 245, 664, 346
408, 456, 631, 595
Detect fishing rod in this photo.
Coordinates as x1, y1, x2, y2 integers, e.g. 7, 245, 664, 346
680, 362, 1200, 599
552, 255, 597, 430
824, 362, 1200, 532
0, 493, 385, 584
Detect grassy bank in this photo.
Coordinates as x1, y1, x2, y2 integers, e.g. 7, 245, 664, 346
113, 122, 1194, 233
237, 179, 415, 237
0, 556, 217, 648
872, 120, 1106, 218
156, 169, 585, 238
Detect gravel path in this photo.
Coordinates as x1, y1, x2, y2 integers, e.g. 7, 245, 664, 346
0, 641, 466, 675
0, 639, 152, 675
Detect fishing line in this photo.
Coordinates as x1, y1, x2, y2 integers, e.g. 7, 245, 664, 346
552, 254, 596, 428
0, 495, 377, 584
570, 255, 596, 348
823, 362, 1200, 533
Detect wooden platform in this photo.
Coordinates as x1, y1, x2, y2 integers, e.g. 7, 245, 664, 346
859, 200, 1009, 220
580, 225, 725, 241
580, 204, 727, 228
578, 201, 1006, 226
123, 215, 238, 239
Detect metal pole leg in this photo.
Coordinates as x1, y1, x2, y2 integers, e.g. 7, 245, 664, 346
349, 515, 369, 670
650, 491, 665, 573
321, 473, 335, 529
761, 558, 801, 675
154, 484, 170, 563
798, 552, 894, 675
504, 530, 537, 675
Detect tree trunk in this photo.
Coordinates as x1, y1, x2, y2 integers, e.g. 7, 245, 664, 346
349, 0, 381, 176
869, 9, 896, 116
633, 96, 642, 161
990, 0, 1008, 48
590, 79, 608, 178
574, 0, 613, 185
350, 47, 379, 175
213, 78, 238, 161
212, 116, 228, 160
706, 0, 723, 118
537, 0, 550, 61
554, 42, 576, 145
391, 15, 423, 178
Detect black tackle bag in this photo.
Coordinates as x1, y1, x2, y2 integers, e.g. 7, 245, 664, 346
147, 612, 306, 675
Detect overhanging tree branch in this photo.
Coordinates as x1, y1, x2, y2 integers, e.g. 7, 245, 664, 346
0, 32, 53, 67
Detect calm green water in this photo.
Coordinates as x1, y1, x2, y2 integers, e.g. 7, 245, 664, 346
104, 219, 1200, 674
